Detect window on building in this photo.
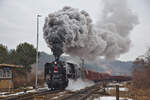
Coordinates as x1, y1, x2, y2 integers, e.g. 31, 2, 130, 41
0, 69, 3, 78
0, 69, 12, 78
6, 70, 12, 78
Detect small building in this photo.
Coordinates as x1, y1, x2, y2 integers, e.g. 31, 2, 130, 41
0, 64, 23, 90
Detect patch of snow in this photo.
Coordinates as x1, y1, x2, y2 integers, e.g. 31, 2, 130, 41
119, 88, 128, 91
26, 86, 33, 89
58, 91, 66, 94
37, 87, 49, 91
0, 92, 9, 95
108, 83, 123, 86
27, 89, 36, 93
52, 96, 59, 99
106, 87, 128, 92
94, 96, 132, 100
51, 95, 63, 99
7, 91, 25, 96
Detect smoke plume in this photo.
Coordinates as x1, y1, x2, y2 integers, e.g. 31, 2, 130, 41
43, 0, 138, 60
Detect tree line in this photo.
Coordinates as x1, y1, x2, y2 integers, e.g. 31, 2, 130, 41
133, 48, 150, 88
0, 42, 37, 73
131, 48, 150, 100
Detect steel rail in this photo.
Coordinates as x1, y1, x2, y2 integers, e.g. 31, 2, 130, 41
2, 89, 63, 100
61, 83, 103, 100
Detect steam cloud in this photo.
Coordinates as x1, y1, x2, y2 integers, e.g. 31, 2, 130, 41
43, 0, 139, 60
66, 78, 94, 91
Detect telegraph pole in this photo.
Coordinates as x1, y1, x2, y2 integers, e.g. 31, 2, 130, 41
35, 14, 41, 89
116, 85, 119, 100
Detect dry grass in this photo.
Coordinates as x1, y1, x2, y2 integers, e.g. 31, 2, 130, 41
13, 71, 44, 88
127, 85, 150, 100
130, 66, 150, 100
107, 83, 150, 100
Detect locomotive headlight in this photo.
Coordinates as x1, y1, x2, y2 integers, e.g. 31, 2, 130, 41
54, 61, 57, 65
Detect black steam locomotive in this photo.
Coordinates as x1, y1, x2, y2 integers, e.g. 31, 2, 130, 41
44, 60, 68, 90
44, 60, 80, 90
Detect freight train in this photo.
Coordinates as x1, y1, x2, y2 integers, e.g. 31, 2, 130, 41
44, 59, 132, 90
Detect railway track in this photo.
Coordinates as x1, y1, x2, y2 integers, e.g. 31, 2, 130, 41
2, 89, 64, 100
2, 83, 107, 100
60, 83, 106, 100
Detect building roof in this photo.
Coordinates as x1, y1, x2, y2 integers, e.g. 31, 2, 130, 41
0, 64, 23, 68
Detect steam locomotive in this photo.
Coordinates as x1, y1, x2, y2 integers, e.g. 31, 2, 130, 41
44, 60, 81, 90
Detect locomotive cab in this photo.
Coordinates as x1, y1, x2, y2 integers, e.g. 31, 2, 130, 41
65, 62, 81, 79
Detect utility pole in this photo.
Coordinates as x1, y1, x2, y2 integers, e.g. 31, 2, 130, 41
80, 57, 84, 68
116, 85, 119, 100
82, 58, 84, 68
35, 14, 42, 89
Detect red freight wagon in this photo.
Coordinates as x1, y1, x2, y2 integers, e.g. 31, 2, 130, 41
110, 76, 132, 82
84, 69, 110, 82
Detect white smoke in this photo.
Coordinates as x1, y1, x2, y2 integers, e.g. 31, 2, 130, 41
66, 78, 94, 91
43, 0, 139, 60
95, 0, 139, 59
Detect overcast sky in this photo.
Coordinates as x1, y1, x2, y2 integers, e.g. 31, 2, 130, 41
0, 0, 150, 61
